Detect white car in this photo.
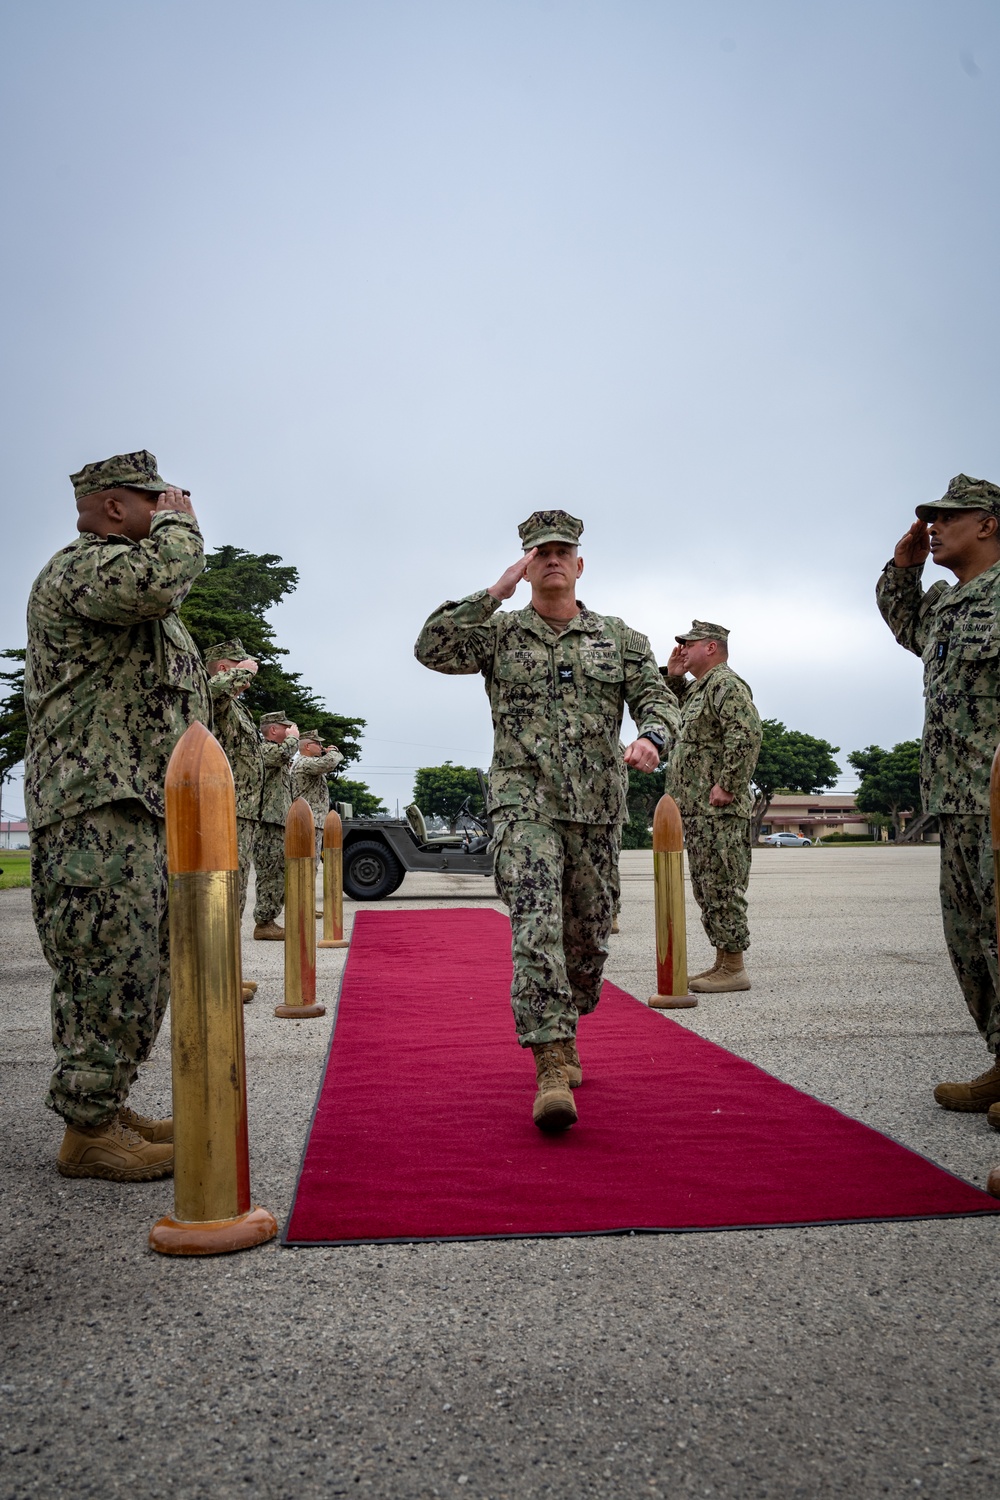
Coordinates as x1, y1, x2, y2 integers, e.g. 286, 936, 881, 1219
760, 832, 812, 847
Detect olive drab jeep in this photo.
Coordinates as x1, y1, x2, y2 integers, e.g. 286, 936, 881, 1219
340, 770, 494, 900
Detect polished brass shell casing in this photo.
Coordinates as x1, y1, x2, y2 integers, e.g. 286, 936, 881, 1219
648, 794, 697, 1010
168, 868, 250, 1223
319, 841, 349, 948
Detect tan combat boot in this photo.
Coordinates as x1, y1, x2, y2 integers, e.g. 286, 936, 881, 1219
611, 914, 620, 934
689, 948, 724, 983
689, 949, 750, 993
531, 1043, 578, 1133
987, 1101, 1000, 1133
57, 1117, 174, 1181
253, 921, 285, 940
118, 1105, 173, 1143
933, 1058, 1000, 1112
988, 1167, 1000, 1199
560, 1038, 582, 1089
242, 981, 257, 1004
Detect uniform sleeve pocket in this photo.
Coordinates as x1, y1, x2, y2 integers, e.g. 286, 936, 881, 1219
50, 850, 126, 887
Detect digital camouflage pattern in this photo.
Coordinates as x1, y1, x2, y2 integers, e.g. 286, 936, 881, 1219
204, 637, 247, 665
938, 815, 1000, 1055
662, 664, 761, 819
23, 511, 211, 830
69, 448, 174, 501
674, 619, 730, 645
253, 822, 286, 926
914, 472, 1000, 521
31, 802, 169, 1127
415, 591, 680, 824
876, 558, 1000, 813
258, 733, 300, 825
291, 747, 345, 831
236, 817, 255, 917
683, 812, 752, 952
209, 668, 264, 821
517, 510, 584, 550
493, 816, 618, 1047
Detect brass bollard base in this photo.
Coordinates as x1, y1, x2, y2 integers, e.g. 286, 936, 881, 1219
274, 1003, 327, 1019
149, 1205, 278, 1257
317, 938, 349, 948
649, 994, 698, 1009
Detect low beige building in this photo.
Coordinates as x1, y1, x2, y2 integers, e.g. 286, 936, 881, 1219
758, 793, 931, 842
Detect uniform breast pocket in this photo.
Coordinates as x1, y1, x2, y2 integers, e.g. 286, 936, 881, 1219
580, 654, 624, 714
580, 654, 624, 684
953, 639, 1000, 693
494, 651, 548, 711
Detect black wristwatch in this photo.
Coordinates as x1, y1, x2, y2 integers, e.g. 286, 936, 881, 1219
639, 730, 666, 752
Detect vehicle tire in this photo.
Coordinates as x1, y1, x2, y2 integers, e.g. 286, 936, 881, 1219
343, 840, 404, 901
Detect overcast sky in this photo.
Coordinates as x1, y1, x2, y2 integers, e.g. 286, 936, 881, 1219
3, 0, 999, 818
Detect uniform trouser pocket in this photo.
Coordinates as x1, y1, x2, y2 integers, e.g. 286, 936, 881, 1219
494, 817, 618, 1047
31, 802, 169, 1127
938, 814, 1000, 1051
682, 814, 751, 952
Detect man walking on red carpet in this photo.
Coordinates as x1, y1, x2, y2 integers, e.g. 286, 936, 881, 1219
415, 511, 679, 1132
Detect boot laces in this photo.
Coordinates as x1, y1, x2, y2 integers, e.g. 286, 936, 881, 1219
536, 1047, 566, 1088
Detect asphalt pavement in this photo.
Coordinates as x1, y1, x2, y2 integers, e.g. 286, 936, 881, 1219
2, 845, 998, 1498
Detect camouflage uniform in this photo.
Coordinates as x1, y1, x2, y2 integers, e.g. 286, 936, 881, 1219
877, 477, 1000, 1055
291, 740, 345, 857
663, 643, 762, 953
24, 451, 210, 1127
253, 714, 299, 925
415, 513, 679, 1047
206, 643, 264, 916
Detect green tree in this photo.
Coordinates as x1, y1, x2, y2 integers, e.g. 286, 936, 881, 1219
621, 764, 666, 849
412, 762, 485, 830
328, 775, 386, 819
179, 544, 367, 765
751, 719, 841, 840
848, 741, 921, 840
0, 649, 27, 789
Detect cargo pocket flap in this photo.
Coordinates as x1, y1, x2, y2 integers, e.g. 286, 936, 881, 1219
52, 850, 126, 887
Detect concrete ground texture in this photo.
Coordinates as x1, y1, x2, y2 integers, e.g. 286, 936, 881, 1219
2, 845, 999, 1498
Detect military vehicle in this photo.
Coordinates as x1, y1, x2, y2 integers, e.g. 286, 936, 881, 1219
340, 779, 494, 901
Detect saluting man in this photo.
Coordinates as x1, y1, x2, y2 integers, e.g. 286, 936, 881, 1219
662, 622, 762, 993
416, 511, 679, 1133
290, 731, 345, 859
205, 638, 264, 1000
879, 474, 1000, 1122
252, 710, 299, 939
25, 450, 211, 1181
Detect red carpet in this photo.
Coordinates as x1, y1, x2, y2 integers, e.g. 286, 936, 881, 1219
284, 909, 1000, 1244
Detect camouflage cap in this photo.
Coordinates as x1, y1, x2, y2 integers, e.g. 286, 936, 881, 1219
675, 620, 730, 645
915, 473, 1000, 521
259, 711, 294, 727
70, 449, 176, 501
298, 730, 322, 746
518, 510, 584, 551
205, 639, 247, 666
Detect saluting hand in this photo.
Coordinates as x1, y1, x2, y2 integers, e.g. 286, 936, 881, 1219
894, 520, 929, 568
488, 548, 538, 601
665, 645, 687, 677
155, 485, 197, 519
